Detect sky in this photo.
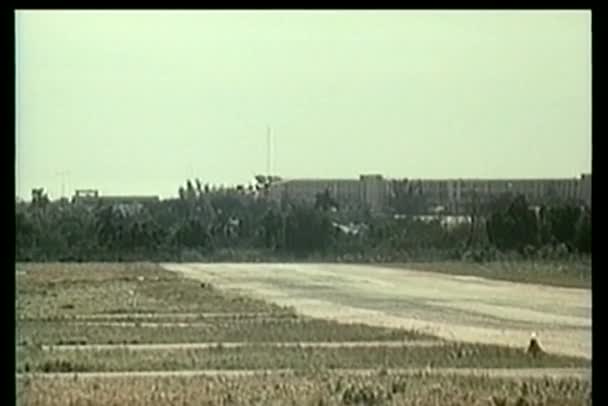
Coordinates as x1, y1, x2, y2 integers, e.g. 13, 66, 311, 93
15, 10, 591, 200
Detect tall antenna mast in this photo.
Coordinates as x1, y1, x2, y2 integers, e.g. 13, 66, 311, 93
266, 125, 271, 176
16, 15, 22, 200
56, 171, 68, 199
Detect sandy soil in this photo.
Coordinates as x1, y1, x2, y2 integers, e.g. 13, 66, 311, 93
40, 340, 444, 351
161, 263, 591, 359
16, 367, 591, 380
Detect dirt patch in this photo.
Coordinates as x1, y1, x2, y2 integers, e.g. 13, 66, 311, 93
62, 321, 212, 328
20, 312, 281, 321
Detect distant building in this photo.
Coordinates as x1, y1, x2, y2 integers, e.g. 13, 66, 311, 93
267, 174, 592, 214
72, 189, 100, 205
72, 189, 159, 208
268, 174, 389, 213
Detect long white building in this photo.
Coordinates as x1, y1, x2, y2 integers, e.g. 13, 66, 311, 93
267, 174, 591, 214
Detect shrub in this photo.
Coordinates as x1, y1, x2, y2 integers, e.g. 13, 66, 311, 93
179, 249, 206, 262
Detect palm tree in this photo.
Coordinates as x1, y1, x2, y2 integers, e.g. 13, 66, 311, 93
195, 178, 203, 197
186, 180, 196, 200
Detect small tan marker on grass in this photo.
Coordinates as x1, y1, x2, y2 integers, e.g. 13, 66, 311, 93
527, 332, 543, 357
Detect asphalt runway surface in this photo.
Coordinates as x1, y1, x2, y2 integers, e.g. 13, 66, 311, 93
162, 263, 591, 359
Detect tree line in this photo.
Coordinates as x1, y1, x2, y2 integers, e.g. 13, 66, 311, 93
15, 181, 591, 262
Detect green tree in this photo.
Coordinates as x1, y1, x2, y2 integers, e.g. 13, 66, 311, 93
15, 210, 35, 260
544, 205, 583, 251
314, 189, 339, 212
261, 209, 283, 250
486, 195, 538, 253
284, 206, 334, 256
574, 208, 591, 254
172, 218, 213, 252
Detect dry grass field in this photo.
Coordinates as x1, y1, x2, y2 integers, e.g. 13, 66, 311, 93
16, 262, 591, 405
17, 372, 592, 406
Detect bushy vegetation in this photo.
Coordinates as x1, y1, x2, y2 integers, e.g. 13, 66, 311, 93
17, 371, 591, 406
16, 342, 589, 373
16, 182, 591, 264
19, 319, 431, 346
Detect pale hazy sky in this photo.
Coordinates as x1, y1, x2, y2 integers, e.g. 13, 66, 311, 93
15, 10, 591, 199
